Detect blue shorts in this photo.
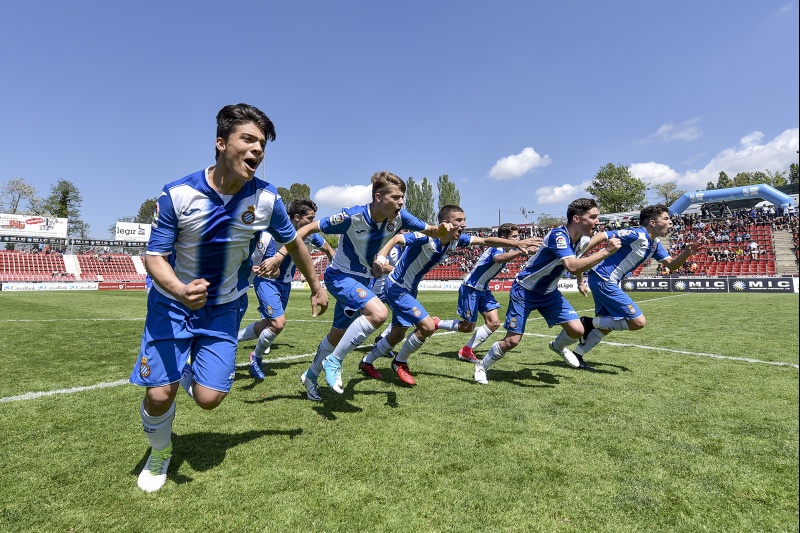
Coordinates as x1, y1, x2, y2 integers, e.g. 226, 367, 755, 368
587, 273, 642, 320
253, 277, 290, 319
504, 282, 578, 333
130, 289, 248, 393
385, 279, 429, 328
457, 285, 501, 323
324, 268, 376, 330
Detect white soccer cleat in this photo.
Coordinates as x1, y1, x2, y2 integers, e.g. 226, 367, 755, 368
474, 363, 488, 385
549, 341, 580, 368
137, 445, 172, 492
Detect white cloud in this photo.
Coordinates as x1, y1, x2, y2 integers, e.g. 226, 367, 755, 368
535, 181, 592, 204
776, 2, 793, 15
641, 118, 703, 143
630, 162, 681, 185
313, 184, 372, 214
489, 147, 551, 180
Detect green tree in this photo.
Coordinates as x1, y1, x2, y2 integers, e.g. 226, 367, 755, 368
0, 177, 40, 214
536, 213, 565, 229
277, 183, 312, 206
135, 198, 158, 223
405, 177, 435, 224
715, 171, 732, 189
650, 182, 686, 206
789, 163, 799, 185
436, 174, 461, 210
765, 169, 787, 187
322, 234, 339, 250
585, 163, 647, 213
42, 179, 88, 238
705, 181, 716, 190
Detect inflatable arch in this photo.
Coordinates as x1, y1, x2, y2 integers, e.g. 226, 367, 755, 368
669, 184, 795, 215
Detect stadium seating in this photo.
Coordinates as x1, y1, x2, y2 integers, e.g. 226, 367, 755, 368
0, 250, 76, 282
75, 253, 145, 282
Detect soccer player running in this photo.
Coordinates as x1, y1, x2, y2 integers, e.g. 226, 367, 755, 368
360, 206, 541, 385
238, 198, 335, 379
130, 104, 328, 492
435, 223, 528, 363
573, 204, 704, 369
474, 198, 620, 385
295, 172, 452, 401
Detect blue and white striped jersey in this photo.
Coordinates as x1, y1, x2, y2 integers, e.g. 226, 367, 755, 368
371, 244, 402, 298
591, 227, 669, 283
319, 205, 427, 277
462, 247, 506, 291
250, 231, 326, 284
147, 167, 296, 305
516, 226, 590, 294
389, 232, 473, 291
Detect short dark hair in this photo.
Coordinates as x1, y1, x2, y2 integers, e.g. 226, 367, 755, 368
215, 104, 275, 159
497, 223, 519, 239
371, 171, 406, 198
640, 204, 669, 225
437, 205, 463, 223
288, 198, 317, 218
566, 198, 599, 222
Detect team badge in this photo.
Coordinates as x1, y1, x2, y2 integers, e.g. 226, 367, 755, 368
555, 235, 568, 249
465, 310, 472, 319
508, 317, 517, 329
256, 241, 264, 250
387, 222, 395, 232
330, 213, 345, 225
627, 305, 635, 314
618, 230, 631, 237
267, 305, 274, 316
241, 206, 256, 224
413, 307, 421, 317
139, 357, 150, 378
356, 288, 368, 299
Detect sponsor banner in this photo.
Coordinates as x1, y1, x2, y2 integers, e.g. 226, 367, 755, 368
488, 280, 513, 292
115, 222, 151, 242
418, 280, 463, 291
622, 276, 796, 293
0, 235, 67, 245
68, 239, 146, 247
0, 281, 98, 292
99, 282, 147, 290
0, 213, 68, 238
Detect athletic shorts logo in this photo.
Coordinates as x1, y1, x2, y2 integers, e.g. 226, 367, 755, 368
267, 305, 274, 316
465, 310, 472, 319
356, 288, 368, 299
139, 357, 151, 378
508, 317, 517, 329
413, 307, 421, 317
241, 206, 256, 224
387, 223, 395, 232
627, 305, 635, 314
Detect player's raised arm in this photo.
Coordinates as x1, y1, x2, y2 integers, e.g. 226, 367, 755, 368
562, 233, 621, 275
285, 237, 329, 317
422, 221, 453, 239
296, 220, 321, 241
373, 233, 408, 278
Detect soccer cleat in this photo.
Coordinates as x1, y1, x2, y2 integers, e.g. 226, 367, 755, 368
579, 316, 595, 344
457, 345, 479, 363
249, 352, 265, 379
549, 341, 581, 368
391, 358, 416, 386
432, 316, 440, 331
300, 371, 321, 401
576, 355, 596, 372
359, 360, 383, 379
474, 363, 488, 385
322, 355, 344, 393
137, 444, 172, 492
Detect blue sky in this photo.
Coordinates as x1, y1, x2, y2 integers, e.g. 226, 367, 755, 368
1, 1, 798, 237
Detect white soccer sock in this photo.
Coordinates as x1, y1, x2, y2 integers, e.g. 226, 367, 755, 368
395, 331, 425, 363
574, 330, 606, 356
179, 362, 194, 399
238, 322, 257, 342
595, 317, 630, 331
254, 327, 278, 357
551, 329, 580, 351
378, 326, 391, 340
308, 335, 336, 377
329, 316, 377, 362
479, 342, 505, 369
363, 337, 394, 364
437, 319, 460, 332
140, 401, 175, 451
468, 324, 493, 349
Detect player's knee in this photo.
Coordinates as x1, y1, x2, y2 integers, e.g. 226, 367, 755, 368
271, 317, 286, 333
194, 388, 227, 410
503, 334, 522, 350
628, 316, 647, 330
485, 319, 501, 332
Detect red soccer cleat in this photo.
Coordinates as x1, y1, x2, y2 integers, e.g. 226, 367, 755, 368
457, 345, 479, 363
432, 316, 440, 331
358, 360, 384, 380
391, 359, 416, 386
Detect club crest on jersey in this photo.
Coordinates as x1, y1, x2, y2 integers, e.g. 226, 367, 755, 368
413, 307, 421, 317
139, 357, 150, 378
555, 235, 568, 249
387, 222, 395, 232
356, 288, 368, 299
618, 229, 632, 237
241, 206, 256, 224
330, 213, 345, 225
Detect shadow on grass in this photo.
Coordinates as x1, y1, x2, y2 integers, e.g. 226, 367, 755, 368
131, 428, 302, 486
519, 358, 631, 375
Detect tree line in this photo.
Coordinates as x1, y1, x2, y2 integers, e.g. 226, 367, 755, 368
2, 163, 797, 241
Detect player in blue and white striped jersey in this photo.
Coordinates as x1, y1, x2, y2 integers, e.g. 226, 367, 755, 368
293, 171, 453, 400
474, 198, 620, 385
130, 104, 328, 493
237, 198, 335, 379
361, 205, 541, 386
435, 223, 528, 363
573, 204, 704, 368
